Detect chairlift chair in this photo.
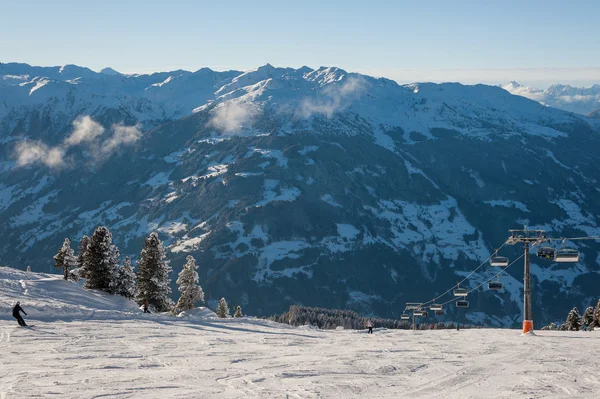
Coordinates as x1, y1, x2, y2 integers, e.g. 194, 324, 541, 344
554, 248, 580, 263
490, 256, 509, 267
453, 287, 468, 297
400, 314, 410, 320
536, 246, 555, 260
488, 281, 504, 291
430, 304, 443, 311
413, 311, 424, 317
456, 300, 469, 308
554, 239, 580, 263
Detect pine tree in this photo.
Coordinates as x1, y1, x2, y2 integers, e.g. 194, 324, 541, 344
592, 299, 600, 329
76, 236, 90, 278
234, 305, 243, 318
566, 307, 582, 331
53, 238, 77, 280
217, 298, 230, 318
115, 256, 137, 299
175, 255, 204, 312
582, 306, 594, 329
83, 227, 120, 293
136, 232, 173, 312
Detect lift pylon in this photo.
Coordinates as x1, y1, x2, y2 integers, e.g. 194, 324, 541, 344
505, 227, 547, 334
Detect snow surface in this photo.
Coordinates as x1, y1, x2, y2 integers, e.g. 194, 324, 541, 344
1, 267, 599, 398
485, 200, 530, 213
143, 172, 173, 187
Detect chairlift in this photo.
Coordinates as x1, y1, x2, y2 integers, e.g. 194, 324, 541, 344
489, 248, 509, 267
453, 287, 468, 297
554, 248, 580, 263
490, 256, 509, 267
536, 246, 555, 260
400, 314, 410, 320
488, 281, 504, 291
456, 300, 469, 308
430, 304, 443, 311
413, 311, 424, 317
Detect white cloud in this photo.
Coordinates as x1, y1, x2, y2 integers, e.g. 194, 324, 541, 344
209, 101, 258, 134
557, 95, 597, 104
15, 141, 66, 169
64, 115, 105, 146
299, 76, 366, 118
14, 116, 142, 170
101, 123, 142, 155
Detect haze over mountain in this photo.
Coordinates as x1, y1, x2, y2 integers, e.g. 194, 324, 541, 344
1, 62, 600, 326
501, 81, 600, 115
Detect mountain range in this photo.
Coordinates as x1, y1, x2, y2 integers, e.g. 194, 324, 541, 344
501, 81, 600, 116
1, 62, 600, 326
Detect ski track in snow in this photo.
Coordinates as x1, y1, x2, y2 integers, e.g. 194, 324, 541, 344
1, 270, 600, 398
1, 320, 599, 398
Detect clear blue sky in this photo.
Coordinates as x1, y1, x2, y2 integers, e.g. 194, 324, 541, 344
1, 0, 599, 87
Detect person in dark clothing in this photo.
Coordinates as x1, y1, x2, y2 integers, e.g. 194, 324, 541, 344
142, 299, 151, 314
366, 319, 374, 334
13, 302, 27, 326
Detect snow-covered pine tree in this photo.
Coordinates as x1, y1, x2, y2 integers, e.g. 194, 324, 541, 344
234, 305, 243, 318
217, 298, 230, 318
115, 256, 137, 299
76, 235, 90, 278
565, 307, 582, 331
83, 227, 120, 293
53, 238, 78, 280
592, 299, 600, 329
136, 232, 173, 312
582, 306, 594, 329
175, 255, 204, 312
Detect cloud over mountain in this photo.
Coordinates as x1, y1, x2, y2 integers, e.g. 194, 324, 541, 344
14, 116, 141, 169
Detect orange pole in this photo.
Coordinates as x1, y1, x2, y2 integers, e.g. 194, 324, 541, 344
522, 320, 534, 334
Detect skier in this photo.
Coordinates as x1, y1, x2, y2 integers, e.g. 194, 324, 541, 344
13, 302, 27, 326
142, 299, 151, 314
366, 319, 374, 334
457, 321, 460, 331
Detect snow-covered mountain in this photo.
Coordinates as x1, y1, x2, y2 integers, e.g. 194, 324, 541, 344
2, 62, 600, 327
588, 108, 600, 119
501, 81, 600, 115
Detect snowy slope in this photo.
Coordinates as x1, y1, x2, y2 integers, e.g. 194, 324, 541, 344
1, 267, 599, 399
0, 267, 140, 320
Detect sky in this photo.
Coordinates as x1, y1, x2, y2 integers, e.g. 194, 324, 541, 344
1, 0, 599, 88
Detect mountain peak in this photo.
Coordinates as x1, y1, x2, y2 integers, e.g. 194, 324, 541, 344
100, 67, 122, 76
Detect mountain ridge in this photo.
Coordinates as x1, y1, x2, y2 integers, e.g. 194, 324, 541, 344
1, 62, 600, 327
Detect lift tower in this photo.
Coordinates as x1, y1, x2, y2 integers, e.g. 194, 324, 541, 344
505, 227, 547, 334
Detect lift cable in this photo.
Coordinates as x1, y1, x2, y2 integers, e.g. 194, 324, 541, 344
420, 242, 507, 306
416, 233, 600, 311
439, 253, 525, 307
